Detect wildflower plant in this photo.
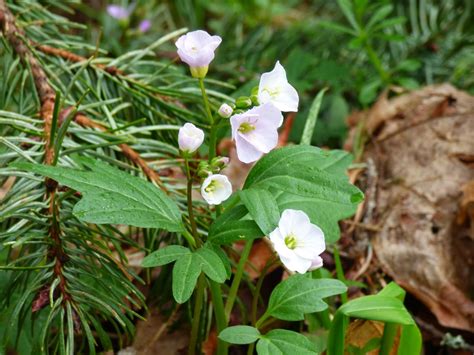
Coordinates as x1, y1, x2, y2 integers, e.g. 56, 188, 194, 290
0, 1, 422, 353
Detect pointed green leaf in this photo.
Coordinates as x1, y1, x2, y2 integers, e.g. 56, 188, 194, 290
257, 329, 317, 355
267, 275, 347, 321
142, 246, 190, 268
194, 247, 227, 283
239, 189, 280, 235
219, 326, 260, 345
13, 159, 183, 232
172, 254, 201, 304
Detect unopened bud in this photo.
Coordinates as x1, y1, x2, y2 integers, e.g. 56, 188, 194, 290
218, 103, 233, 118
210, 156, 230, 172
251, 86, 259, 96
250, 94, 259, 106
235, 96, 252, 109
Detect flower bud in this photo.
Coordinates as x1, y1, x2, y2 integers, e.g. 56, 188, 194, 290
197, 161, 212, 178
218, 103, 233, 118
210, 156, 230, 172
178, 123, 204, 154
251, 86, 259, 96
235, 96, 252, 109
250, 94, 259, 106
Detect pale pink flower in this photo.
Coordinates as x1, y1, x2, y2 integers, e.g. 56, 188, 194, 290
258, 61, 299, 112
269, 209, 326, 274
201, 174, 232, 205
175, 30, 222, 77
230, 103, 283, 164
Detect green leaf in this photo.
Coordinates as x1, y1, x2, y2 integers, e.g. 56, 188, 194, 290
13, 159, 183, 232
338, 296, 414, 324
267, 276, 347, 321
395, 59, 421, 72
396, 77, 419, 90
172, 254, 201, 304
239, 189, 280, 235
359, 80, 381, 105
219, 326, 261, 345
257, 329, 317, 355
317, 20, 357, 35
142, 246, 190, 268
244, 146, 363, 243
194, 247, 227, 283
336, 0, 360, 31
209, 203, 263, 244
367, 4, 394, 29
327, 291, 419, 355
377, 281, 406, 300
301, 88, 327, 145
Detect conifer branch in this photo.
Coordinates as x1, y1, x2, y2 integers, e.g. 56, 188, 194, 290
0, 0, 68, 302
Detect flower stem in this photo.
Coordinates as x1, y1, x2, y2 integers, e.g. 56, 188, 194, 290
379, 322, 398, 355
364, 40, 390, 84
184, 156, 199, 246
209, 280, 227, 355
333, 246, 348, 304
224, 239, 253, 322
198, 78, 218, 161
189, 273, 206, 355
251, 257, 276, 325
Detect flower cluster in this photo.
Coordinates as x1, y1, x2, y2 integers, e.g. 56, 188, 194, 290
175, 30, 324, 273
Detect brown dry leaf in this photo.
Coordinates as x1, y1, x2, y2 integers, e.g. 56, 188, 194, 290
133, 309, 188, 355
244, 239, 278, 280
346, 84, 474, 331
345, 319, 400, 354
457, 181, 474, 229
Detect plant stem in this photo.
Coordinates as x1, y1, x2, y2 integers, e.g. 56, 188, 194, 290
189, 274, 206, 355
224, 239, 253, 322
379, 322, 398, 355
364, 40, 390, 84
184, 156, 199, 246
198, 78, 217, 161
251, 257, 276, 325
209, 280, 227, 355
198, 78, 214, 125
333, 246, 348, 304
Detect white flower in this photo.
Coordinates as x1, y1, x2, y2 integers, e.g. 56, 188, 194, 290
178, 123, 204, 154
175, 30, 222, 78
218, 103, 233, 118
269, 209, 325, 274
201, 174, 232, 205
258, 61, 299, 112
230, 103, 283, 164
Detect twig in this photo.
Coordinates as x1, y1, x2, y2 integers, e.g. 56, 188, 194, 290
33, 42, 124, 76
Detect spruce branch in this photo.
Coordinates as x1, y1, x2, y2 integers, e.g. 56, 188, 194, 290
0, 0, 70, 302
73, 112, 167, 189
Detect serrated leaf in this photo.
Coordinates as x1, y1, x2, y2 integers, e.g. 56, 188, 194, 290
267, 275, 347, 321
13, 159, 183, 232
142, 246, 190, 268
257, 329, 317, 355
194, 247, 227, 283
239, 189, 280, 235
219, 326, 260, 345
172, 254, 200, 304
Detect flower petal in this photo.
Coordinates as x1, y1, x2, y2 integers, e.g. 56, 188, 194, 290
234, 134, 263, 164
279, 254, 312, 274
